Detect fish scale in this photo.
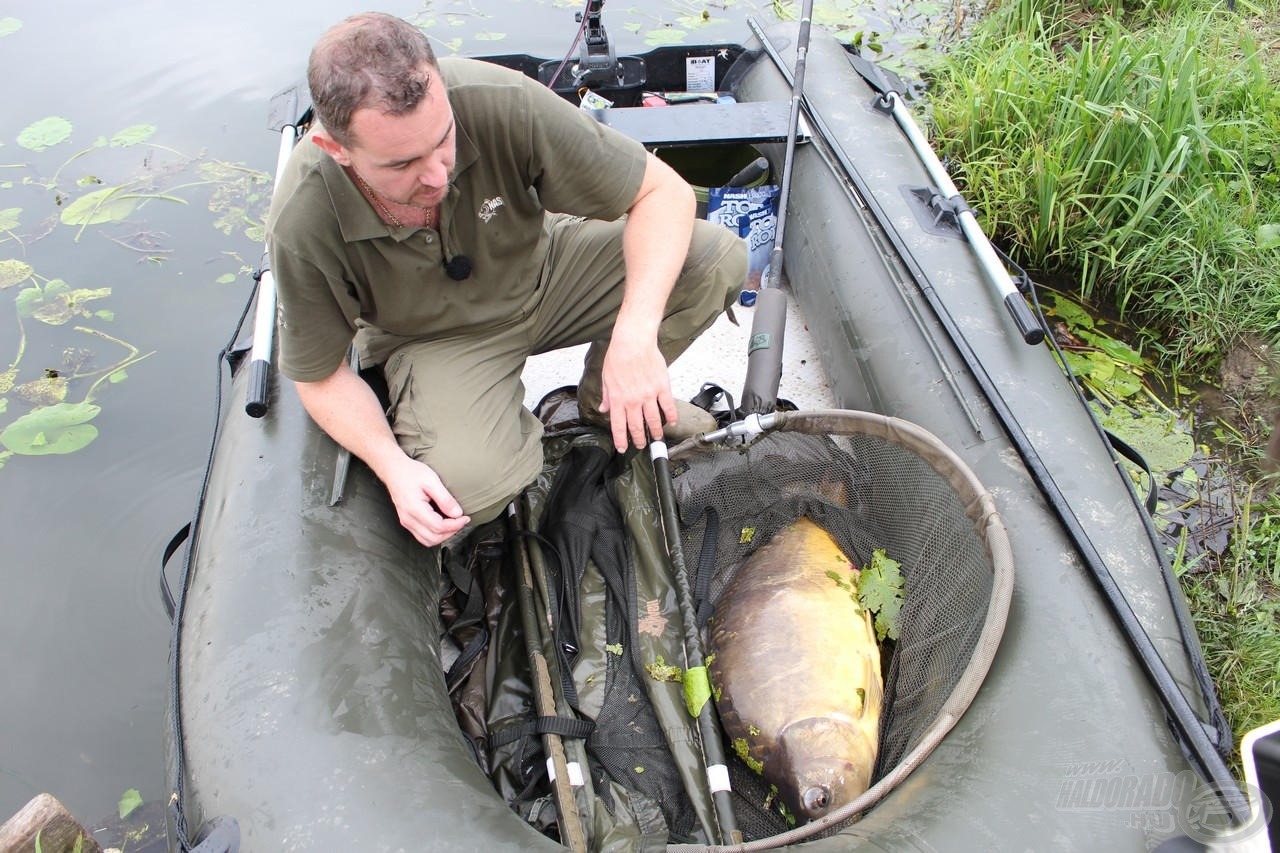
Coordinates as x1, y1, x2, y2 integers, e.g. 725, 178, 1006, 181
708, 516, 884, 822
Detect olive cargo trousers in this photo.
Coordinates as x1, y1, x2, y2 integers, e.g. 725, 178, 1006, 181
382, 214, 746, 525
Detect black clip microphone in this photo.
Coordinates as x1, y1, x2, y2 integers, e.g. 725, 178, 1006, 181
445, 254, 472, 281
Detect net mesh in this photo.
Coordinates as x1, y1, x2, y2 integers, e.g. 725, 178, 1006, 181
671, 411, 1010, 810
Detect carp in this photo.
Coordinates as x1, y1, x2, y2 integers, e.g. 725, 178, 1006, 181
707, 516, 884, 823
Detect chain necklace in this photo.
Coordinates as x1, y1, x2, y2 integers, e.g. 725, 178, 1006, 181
351, 168, 437, 230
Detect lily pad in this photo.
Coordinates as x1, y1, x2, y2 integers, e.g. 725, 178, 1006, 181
0, 259, 32, 288
17, 116, 72, 152
0, 401, 100, 455
15, 376, 68, 406
0, 208, 20, 231
0, 17, 22, 38
1098, 409, 1195, 473
16, 280, 112, 325
1047, 294, 1096, 330
109, 125, 157, 148
60, 187, 140, 226
644, 27, 688, 46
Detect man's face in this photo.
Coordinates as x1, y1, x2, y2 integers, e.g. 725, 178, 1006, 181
321, 66, 457, 208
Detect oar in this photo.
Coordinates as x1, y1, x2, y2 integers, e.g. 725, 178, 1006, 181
739, 0, 814, 415
245, 84, 311, 418
648, 436, 739, 844
845, 54, 1044, 345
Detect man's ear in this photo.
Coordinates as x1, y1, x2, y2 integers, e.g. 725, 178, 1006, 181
311, 131, 352, 167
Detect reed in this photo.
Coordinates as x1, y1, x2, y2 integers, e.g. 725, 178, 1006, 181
928, 0, 1280, 372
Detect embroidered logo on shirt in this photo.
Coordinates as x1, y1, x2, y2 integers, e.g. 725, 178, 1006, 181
478, 196, 505, 222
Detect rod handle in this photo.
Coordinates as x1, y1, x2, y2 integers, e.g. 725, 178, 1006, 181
244, 359, 270, 418
1004, 292, 1046, 345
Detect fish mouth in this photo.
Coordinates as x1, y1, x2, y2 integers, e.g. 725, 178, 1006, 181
801, 785, 833, 818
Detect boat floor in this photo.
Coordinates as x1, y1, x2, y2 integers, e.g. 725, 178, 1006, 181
521, 283, 835, 413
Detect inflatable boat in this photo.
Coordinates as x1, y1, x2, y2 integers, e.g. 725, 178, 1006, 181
164, 12, 1258, 852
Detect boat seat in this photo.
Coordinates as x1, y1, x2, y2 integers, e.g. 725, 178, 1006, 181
589, 100, 809, 148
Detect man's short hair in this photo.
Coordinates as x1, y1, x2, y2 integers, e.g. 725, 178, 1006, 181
308, 12, 439, 147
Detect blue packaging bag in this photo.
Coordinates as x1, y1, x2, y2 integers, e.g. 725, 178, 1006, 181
706, 184, 780, 290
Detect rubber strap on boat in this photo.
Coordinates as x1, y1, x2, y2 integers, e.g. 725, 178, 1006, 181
1104, 431, 1160, 516
159, 523, 192, 621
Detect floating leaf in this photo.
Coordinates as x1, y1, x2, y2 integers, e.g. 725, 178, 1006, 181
0, 401, 100, 455
215, 273, 236, 284
1046, 293, 1096, 330
17, 117, 72, 152
1077, 328, 1146, 369
15, 376, 68, 406
18, 280, 111, 325
1098, 410, 1195, 473
0, 17, 22, 38
858, 549, 904, 642
472, 31, 506, 41
118, 788, 143, 820
109, 125, 157, 148
108, 369, 127, 384
95, 309, 114, 321
0, 208, 20, 231
0, 259, 32, 288
0, 368, 15, 393
644, 28, 688, 46
60, 187, 140, 226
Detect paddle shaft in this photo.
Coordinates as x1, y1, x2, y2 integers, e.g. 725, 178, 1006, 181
245, 121, 301, 418
740, 1, 813, 416
649, 440, 740, 845
878, 92, 1043, 345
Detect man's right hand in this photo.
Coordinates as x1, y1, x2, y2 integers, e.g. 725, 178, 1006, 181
380, 454, 471, 547
294, 361, 470, 549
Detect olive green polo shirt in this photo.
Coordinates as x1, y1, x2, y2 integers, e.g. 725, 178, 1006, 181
267, 56, 649, 383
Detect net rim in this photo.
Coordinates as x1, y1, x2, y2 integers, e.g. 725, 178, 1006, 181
669, 408, 1015, 851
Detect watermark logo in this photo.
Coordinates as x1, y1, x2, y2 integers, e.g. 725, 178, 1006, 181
1056, 763, 1272, 847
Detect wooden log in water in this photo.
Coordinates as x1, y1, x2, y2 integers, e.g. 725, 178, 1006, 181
0, 794, 104, 853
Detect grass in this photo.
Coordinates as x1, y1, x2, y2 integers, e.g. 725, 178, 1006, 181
926, 0, 1280, 371
923, 0, 1280, 762
1178, 485, 1280, 738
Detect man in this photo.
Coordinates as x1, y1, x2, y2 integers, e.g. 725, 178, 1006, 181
268, 12, 746, 547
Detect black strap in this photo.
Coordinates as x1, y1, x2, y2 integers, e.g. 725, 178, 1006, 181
160, 523, 192, 621
1105, 430, 1160, 515
488, 714, 597, 749
441, 541, 491, 693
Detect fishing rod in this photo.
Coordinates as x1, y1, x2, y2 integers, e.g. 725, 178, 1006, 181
739, 0, 813, 415
649, 437, 740, 844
